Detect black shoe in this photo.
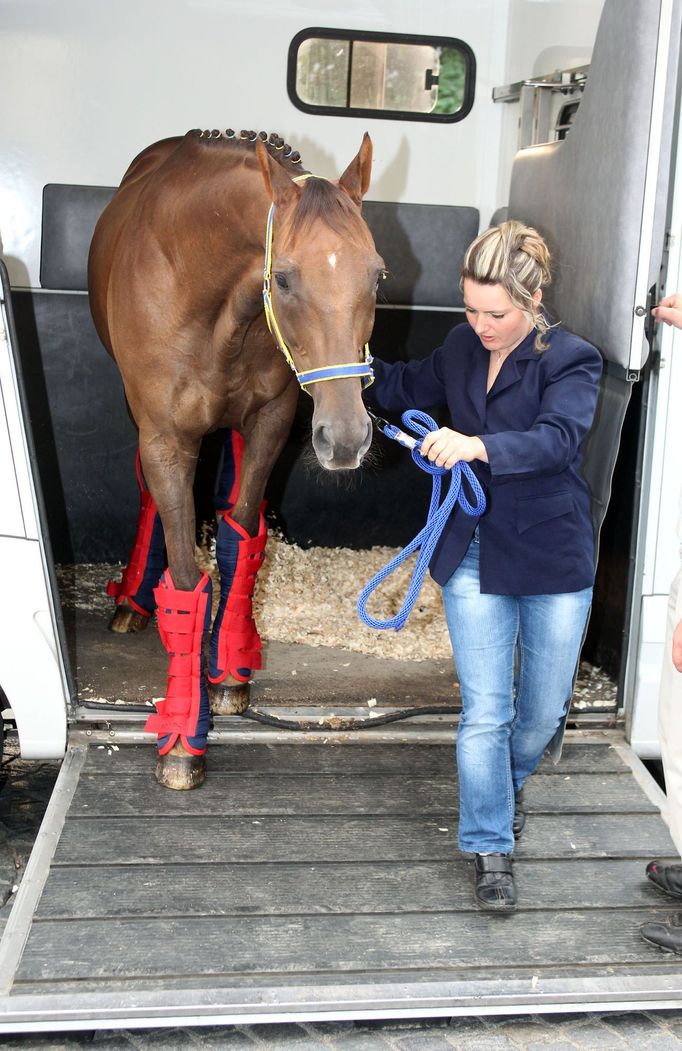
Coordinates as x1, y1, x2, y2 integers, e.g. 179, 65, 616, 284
474, 853, 517, 912
641, 913, 682, 954
513, 788, 526, 840
646, 860, 682, 899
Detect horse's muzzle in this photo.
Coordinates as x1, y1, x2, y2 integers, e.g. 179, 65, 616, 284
312, 414, 373, 470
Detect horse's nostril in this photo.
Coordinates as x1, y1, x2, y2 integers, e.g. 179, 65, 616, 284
313, 424, 333, 460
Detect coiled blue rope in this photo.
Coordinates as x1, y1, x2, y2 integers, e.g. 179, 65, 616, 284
357, 409, 487, 631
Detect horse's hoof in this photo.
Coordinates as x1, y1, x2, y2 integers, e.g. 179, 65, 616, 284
109, 604, 150, 634
154, 742, 206, 790
209, 680, 250, 715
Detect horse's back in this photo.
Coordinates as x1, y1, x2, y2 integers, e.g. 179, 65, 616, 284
120, 136, 184, 190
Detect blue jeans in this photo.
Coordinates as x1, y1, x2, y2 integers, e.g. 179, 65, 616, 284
441, 536, 592, 856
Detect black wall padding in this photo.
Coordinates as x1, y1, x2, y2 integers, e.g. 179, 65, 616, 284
11, 290, 138, 562
40, 184, 115, 291
11, 287, 461, 562
40, 184, 479, 307
363, 201, 479, 308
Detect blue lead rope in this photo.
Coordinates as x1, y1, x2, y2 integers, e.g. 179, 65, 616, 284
357, 409, 487, 631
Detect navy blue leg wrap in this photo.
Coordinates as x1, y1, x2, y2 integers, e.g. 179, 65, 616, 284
214, 429, 244, 513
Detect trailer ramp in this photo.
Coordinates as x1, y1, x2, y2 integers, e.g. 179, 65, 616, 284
0, 730, 680, 1033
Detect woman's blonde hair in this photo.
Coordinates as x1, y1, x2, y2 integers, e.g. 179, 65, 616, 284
461, 220, 552, 352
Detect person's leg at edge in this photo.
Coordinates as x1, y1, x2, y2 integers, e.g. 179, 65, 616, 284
641, 568, 682, 953
441, 536, 518, 910
655, 567, 682, 855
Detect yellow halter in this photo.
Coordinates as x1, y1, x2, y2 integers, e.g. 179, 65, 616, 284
261, 174, 374, 393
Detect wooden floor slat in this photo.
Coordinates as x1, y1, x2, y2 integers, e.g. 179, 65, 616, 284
69, 770, 654, 817
34, 857, 675, 919
15, 908, 680, 984
82, 741, 629, 776
52, 811, 675, 865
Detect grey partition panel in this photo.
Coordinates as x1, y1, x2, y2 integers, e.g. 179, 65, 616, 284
41, 187, 479, 308
362, 201, 479, 308
488, 206, 509, 228
41, 184, 115, 291
508, 0, 681, 370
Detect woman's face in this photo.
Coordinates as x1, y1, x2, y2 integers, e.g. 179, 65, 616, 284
462, 278, 539, 356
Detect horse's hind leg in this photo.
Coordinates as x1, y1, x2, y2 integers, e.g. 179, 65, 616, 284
208, 392, 297, 715
107, 448, 166, 633
139, 432, 212, 790
208, 429, 265, 714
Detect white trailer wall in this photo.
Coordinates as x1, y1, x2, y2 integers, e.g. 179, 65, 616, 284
1, 0, 603, 289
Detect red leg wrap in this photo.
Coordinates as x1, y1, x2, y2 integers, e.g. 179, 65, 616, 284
144, 570, 212, 756
107, 450, 164, 616
208, 512, 267, 685
225, 430, 244, 511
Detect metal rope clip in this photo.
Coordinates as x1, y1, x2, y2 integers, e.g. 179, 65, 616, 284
366, 407, 419, 451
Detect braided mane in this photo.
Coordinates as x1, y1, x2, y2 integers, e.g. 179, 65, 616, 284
191, 127, 366, 243
191, 127, 305, 175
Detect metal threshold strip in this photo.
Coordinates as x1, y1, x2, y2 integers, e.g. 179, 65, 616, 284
71, 703, 620, 746
3, 974, 682, 1034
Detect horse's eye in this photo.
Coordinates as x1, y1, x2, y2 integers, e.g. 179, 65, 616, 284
376, 270, 388, 289
275, 273, 289, 291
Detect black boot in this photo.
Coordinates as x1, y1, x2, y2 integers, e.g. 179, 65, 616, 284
641, 913, 682, 954
646, 860, 682, 899
513, 788, 526, 840
474, 853, 516, 911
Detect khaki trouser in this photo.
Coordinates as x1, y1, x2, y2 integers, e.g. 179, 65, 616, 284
658, 565, 682, 856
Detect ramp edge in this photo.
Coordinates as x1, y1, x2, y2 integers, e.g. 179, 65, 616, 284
0, 743, 87, 996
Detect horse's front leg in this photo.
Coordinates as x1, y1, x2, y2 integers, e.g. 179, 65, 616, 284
208, 387, 298, 715
139, 431, 212, 790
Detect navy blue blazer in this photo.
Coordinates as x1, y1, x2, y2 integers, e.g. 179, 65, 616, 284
369, 323, 603, 595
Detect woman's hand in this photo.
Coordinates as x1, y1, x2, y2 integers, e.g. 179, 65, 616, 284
419, 428, 488, 469
652, 293, 682, 329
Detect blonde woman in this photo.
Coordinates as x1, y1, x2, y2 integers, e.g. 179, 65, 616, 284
368, 221, 602, 911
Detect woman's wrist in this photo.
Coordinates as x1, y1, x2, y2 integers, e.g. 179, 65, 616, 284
473, 436, 489, 463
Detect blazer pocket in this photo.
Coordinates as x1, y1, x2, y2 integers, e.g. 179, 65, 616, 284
515, 491, 575, 534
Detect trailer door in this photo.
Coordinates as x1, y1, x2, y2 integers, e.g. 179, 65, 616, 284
0, 261, 69, 757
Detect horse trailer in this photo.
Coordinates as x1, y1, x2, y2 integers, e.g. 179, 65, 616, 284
1, 0, 682, 1031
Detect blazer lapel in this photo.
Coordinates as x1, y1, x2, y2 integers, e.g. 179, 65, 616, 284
464, 346, 489, 427
487, 333, 537, 399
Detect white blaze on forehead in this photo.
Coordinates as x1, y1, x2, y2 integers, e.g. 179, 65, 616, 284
327, 252, 337, 269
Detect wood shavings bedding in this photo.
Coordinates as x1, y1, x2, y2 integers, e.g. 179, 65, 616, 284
57, 534, 450, 660
56, 534, 618, 704
197, 530, 452, 661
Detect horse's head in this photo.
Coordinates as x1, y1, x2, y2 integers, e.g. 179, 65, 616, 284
256, 134, 383, 470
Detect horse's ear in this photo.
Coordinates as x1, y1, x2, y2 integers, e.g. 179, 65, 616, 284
256, 139, 300, 209
338, 132, 373, 206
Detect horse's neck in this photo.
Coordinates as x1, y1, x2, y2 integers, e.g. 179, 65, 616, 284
161, 142, 270, 313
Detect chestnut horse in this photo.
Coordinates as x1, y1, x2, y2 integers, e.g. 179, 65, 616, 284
88, 129, 383, 789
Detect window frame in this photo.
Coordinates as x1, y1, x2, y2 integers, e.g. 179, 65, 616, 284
287, 26, 476, 124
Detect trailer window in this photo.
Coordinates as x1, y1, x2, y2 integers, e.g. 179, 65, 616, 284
288, 28, 475, 123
